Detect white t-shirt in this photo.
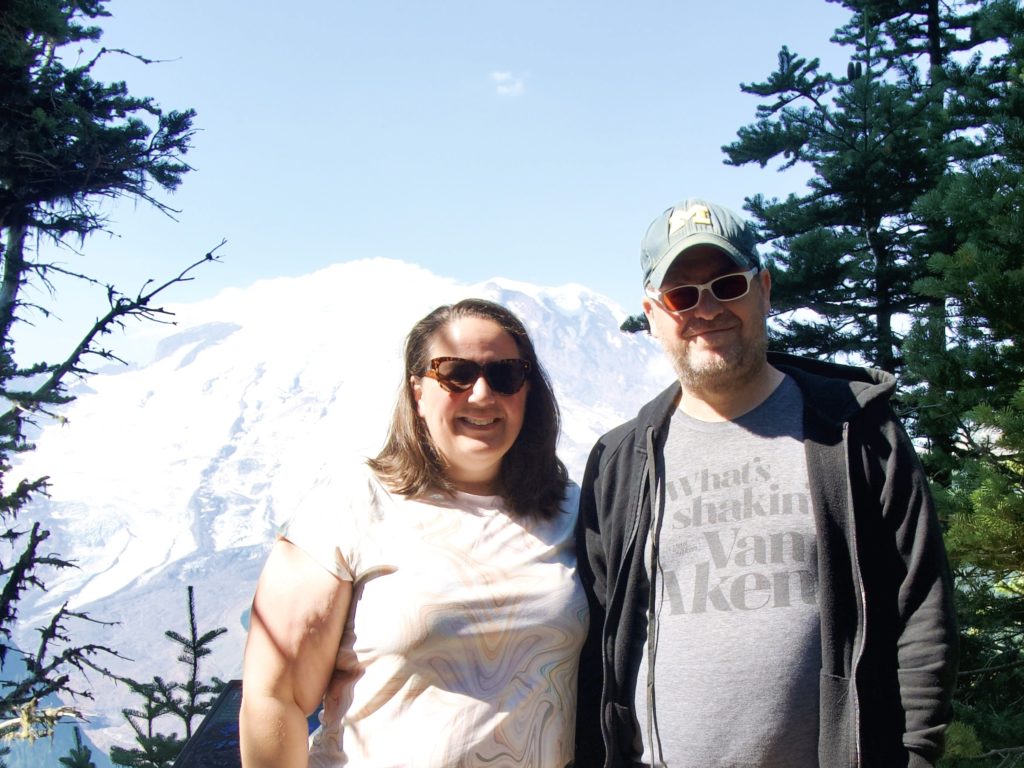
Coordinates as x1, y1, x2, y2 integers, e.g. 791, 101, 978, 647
283, 465, 588, 768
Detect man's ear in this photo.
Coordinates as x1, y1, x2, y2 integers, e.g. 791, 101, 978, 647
641, 297, 657, 338
757, 267, 772, 313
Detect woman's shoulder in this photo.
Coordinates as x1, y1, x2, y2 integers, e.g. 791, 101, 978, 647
281, 460, 402, 580
287, 461, 395, 529
319, 459, 397, 495
513, 479, 580, 546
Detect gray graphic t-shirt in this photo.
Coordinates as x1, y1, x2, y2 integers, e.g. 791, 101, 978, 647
636, 376, 821, 767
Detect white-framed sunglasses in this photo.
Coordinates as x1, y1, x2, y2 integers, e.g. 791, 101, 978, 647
645, 268, 759, 313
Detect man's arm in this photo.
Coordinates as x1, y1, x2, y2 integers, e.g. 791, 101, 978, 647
876, 414, 959, 767
575, 441, 610, 768
240, 539, 352, 768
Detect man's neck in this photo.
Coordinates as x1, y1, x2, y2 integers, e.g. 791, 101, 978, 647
677, 363, 785, 422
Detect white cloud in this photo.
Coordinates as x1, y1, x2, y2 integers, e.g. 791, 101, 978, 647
490, 71, 526, 96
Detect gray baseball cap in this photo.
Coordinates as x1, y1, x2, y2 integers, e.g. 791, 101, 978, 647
640, 198, 761, 289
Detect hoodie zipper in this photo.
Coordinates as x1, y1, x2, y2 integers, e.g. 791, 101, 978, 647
643, 426, 665, 767
843, 420, 866, 767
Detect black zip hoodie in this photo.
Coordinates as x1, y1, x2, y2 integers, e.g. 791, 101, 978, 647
574, 352, 957, 768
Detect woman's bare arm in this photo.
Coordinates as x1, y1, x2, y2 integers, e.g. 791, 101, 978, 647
240, 539, 352, 768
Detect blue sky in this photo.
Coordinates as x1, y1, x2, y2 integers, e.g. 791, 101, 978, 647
25, 0, 853, 362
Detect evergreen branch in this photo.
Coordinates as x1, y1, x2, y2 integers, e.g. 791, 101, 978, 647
0, 523, 54, 645
82, 46, 164, 73
971, 745, 1024, 760
17, 242, 225, 411
958, 660, 1024, 678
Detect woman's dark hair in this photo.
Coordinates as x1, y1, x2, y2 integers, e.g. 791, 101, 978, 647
367, 298, 567, 518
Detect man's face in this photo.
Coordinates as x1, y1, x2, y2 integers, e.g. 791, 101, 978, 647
643, 245, 771, 397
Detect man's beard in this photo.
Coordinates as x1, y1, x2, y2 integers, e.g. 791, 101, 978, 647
670, 318, 769, 396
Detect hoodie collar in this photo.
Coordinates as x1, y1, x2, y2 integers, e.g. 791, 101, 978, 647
634, 352, 895, 441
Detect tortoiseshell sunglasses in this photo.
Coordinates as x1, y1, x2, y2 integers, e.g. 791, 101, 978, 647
422, 357, 531, 395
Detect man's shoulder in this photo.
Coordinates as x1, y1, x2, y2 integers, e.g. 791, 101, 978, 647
592, 381, 679, 459
768, 351, 896, 423
595, 417, 641, 455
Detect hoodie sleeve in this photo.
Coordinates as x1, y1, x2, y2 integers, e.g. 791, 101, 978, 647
574, 438, 611, 768
862, 407, 959, 766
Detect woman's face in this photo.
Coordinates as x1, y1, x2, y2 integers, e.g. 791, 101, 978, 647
412, 316, 529, 495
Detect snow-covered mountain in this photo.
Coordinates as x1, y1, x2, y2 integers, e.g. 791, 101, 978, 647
13, 258, 672, 759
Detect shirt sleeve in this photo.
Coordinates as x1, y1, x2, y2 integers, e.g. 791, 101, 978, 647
281, 466, 381, 582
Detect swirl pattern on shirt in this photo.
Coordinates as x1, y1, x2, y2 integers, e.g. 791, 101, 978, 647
284, 467, 588, 768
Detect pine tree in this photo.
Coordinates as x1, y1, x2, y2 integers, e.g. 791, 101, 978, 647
901, 4, 1024, 759
619, 314, 649, 334
0, 0, 217, 744
109, 679, 188, 768
110, 587, 228, 768
720, 0, 988, 372
58, 726, 97, 768
164, 586, 228, 742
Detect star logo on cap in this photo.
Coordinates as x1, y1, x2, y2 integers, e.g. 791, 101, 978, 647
668, 204, 712, 237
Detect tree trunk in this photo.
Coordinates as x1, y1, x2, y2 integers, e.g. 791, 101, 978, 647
0, 218, 28, 348
927, 0, 942, 70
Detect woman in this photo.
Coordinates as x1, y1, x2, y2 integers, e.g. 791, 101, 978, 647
239, 298, 587, 768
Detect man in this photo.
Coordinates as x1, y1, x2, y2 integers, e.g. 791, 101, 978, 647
574, 198, 957, 767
